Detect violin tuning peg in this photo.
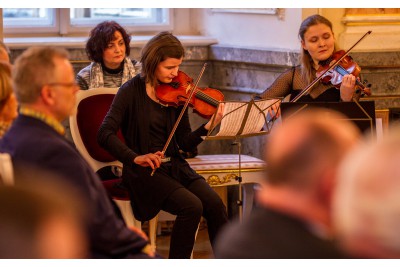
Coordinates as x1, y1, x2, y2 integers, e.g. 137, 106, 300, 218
363, 79, 368, 84
367, 83, 372, 88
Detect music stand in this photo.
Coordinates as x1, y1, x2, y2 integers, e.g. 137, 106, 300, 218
203, 97, 281, 221
280, 100, 376, 136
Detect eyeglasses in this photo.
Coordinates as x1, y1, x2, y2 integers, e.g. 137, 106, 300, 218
46, 82, 79, 89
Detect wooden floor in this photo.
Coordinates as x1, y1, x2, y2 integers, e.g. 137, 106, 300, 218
153, 221, 213, 259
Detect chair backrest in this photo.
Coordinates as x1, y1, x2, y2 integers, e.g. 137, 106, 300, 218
0, 152, 14, 185
69, 88, 124, 173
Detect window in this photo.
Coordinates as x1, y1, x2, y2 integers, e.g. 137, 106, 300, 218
3, 8, 54, 26
2, 8, 171, 36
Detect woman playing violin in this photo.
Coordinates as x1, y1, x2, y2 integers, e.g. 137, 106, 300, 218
98, 31, 228, 258
261, 14, 367, 102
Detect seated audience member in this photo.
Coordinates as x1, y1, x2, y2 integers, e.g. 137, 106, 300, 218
214, 108, 360, 258
76, 20, 139, 90
0, 168, 88, 259
0, 41, 10, 63
334, 125, 400, 258
0, 61, 18, 138
0, 46, 155, 259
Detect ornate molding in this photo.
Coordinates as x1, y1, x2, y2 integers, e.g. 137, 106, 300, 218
206, 173, 238, 185
342, 15, 400, 26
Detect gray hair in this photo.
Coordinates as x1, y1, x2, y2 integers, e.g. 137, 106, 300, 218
12, 46, 69, 104
334, 124, 400, 256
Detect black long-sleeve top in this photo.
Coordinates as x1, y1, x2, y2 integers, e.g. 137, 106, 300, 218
260, 66, 341, 102
98, 74, 208, 221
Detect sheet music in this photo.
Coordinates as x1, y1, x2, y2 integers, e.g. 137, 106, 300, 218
216, 99, 279, 137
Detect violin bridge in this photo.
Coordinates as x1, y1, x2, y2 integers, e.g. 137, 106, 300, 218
186, 84, 192, 94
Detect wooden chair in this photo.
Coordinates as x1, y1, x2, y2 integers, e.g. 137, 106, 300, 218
69, 88, 159, 249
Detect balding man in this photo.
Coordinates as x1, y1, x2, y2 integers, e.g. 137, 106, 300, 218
0, 46, 155, 259
215, 108, 360, 258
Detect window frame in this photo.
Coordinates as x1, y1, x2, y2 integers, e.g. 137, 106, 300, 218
3, 8, 173, 37
3, 8, 60, 35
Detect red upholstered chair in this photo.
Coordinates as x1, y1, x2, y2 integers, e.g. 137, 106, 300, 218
69, 88, 159, 249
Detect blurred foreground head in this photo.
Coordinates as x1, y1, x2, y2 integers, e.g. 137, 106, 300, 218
265, 108, 360, 189
257, 108, 361, 238
0, 167, 88, 259
334, 125, 400, 258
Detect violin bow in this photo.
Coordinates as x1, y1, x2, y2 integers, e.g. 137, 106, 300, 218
151, 63, 208, 176
291, 30, 372, 103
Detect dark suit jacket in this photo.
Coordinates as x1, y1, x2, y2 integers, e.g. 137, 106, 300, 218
214, 206, 347, 259
0, 115, 150, 259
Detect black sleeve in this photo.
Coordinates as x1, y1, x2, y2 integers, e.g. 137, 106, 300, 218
175, 107, 208, 153
97, 81, 138, 166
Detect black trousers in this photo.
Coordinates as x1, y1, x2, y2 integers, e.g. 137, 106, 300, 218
162, 178, 228, 258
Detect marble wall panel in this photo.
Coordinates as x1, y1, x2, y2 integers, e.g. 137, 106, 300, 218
9, 45, 400, 160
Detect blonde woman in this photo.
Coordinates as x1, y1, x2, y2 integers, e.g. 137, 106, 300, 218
261, 14, 363, 102
0, 61, 18, 138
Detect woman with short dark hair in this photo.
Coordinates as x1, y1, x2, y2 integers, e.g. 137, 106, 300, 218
76, 21, 139, 90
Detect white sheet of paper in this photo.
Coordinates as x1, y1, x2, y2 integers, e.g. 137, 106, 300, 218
216, 99, 279, 136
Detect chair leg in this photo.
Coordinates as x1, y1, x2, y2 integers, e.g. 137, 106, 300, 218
148, 214, 159, 252
113, 199, 141, 229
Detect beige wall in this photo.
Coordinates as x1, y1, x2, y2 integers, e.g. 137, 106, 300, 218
303, 8, 346, 36
194, 8, 303, 51
191, 8, 349, 51
188, 8, 389, 51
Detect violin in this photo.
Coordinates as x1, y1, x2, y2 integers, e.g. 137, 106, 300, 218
316, 50, 371, 96
150, 64, 221, 176
291, 31, 372, 103
155, 70, 224, 119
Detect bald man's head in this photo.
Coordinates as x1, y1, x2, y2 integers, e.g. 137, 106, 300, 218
265, 108, 360, 188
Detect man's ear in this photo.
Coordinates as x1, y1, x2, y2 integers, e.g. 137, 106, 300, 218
317, 167, 335, 207
41, 85, 56, 106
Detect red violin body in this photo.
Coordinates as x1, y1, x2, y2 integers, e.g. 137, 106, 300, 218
316, 50, 371, 96
155, 71, 224, 119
